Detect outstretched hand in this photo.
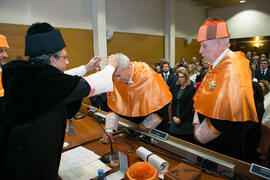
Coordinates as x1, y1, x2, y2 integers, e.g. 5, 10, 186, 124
85, 56, 101, 72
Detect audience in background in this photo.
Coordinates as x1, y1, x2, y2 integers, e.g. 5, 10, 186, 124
259, 80, 270, 126
161, 62, 176, 90
261, 53, 267, 60
255, 59, 270, 82
253, 81, 265, 124
246, 51, 252, 61
154, 63, 162, 74
251, 62, 259, 82
187, 64, 196, 86
191, 56, 197, 65
253, 55, 260, 66
257, 80, 270, 166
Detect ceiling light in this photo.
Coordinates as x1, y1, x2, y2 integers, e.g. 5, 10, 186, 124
240, 0, 246, 3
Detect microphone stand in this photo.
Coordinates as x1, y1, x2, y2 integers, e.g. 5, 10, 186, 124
101, 129, 116, 163
87, 106, 117, 163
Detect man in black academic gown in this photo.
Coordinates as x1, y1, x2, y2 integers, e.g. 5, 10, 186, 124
0, 22, 118, 180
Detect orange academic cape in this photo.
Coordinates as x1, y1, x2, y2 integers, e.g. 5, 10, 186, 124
0, 72, 4, 97
193, 51, 258, 122
108, 62, 172, 117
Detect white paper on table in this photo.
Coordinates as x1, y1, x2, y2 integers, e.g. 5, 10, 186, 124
59, 159, 111, 180
59, 146, 100, 172
136, 146, 169, 174
106, 170, 125, 180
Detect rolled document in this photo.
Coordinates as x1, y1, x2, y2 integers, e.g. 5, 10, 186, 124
136, 146, 169, 173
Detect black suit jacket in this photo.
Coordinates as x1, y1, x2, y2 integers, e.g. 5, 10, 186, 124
171, 84, 195, 121
255, 69, 270, 82
162, 72, 176, 90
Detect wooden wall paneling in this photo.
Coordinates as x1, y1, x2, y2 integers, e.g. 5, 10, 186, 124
59, 28, 94, 70
107, 32, 165, 66
0, 23, 94, 71
175, 37, 202, 64
0, 23, 28, 61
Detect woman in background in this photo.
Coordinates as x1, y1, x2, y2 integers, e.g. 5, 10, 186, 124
251, 62, 259, 82
258, 80, 270, 163
169, 69, 195, 143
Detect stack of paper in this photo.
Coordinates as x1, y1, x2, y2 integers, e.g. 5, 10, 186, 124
58, 146, 111, 180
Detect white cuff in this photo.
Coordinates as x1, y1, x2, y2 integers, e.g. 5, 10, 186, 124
64, 65, 87, 77
105, 128, 113, 133
195, 119, 221, 144
105, 112, 119, 131
193, 111, 200, 125
141, 113, 162, 129
83, 65, 115, 97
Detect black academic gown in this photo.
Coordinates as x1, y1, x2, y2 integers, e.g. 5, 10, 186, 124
0, 60, 90, 180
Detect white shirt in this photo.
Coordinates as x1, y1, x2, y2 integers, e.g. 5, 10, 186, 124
261, 68, 267, 75
212, 48, 230, 69
163, 72, 170, 77
65, 65, 87, 77
128, 63, 134, 85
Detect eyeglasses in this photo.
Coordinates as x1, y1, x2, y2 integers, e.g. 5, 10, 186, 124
57, 55, 68, 60
178, 76, 185, 79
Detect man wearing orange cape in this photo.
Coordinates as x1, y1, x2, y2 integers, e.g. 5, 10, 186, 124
103, 53, 172, 143
193, 17, 260, 162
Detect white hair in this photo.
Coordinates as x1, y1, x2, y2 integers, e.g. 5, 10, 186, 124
114, 53, 131, 70
214, 37, 230, 48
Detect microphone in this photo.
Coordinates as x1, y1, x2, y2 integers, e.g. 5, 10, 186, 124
101, 129, 117, 164
87, 105, 118, 165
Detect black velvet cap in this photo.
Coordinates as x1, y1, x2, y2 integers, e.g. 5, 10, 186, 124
25, 29, 66, 57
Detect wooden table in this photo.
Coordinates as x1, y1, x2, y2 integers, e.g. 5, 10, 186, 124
62, 114, 226, 180
63, 115, 104, 151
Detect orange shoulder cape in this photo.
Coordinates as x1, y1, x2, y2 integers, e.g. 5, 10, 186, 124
193, 51, 258, 122
0, 72, 4, 97
108, 62, 172, 117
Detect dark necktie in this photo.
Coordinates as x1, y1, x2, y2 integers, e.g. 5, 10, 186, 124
165, 74, 168, 82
